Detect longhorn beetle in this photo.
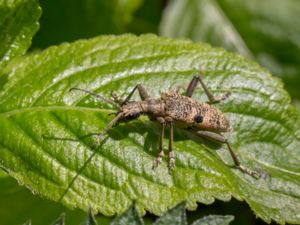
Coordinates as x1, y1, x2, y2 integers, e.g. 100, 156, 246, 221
70, 72, 261, 178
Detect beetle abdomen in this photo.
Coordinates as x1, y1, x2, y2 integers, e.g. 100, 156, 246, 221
162, 91, 232, 132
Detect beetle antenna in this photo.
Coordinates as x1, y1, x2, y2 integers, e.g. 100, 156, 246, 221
58, 112, 123, 202
69, 87, 121, 110
90, 113, 123, 149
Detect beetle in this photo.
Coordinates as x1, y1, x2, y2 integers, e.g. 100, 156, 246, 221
70, 72, 260, 178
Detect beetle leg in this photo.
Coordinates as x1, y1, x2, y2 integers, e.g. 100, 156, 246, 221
168, 121, 176, 170
185, 76, 198, 97
185, 72, 230, 104
196, 130, 261, 178
153, 117, 166, 169
121, 84, 150, 105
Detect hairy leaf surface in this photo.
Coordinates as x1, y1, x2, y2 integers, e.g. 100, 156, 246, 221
0, 34, 300, 224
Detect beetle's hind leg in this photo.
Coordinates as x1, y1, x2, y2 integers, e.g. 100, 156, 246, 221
186, 72, 231, 104
110, 83, 151, 106
121, 84, 150, 105
196, 130, 261, 178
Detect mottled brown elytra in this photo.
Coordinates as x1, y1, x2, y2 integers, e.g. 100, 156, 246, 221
70, 72, 261, 178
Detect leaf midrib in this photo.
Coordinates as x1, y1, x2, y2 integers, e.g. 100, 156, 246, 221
0, 106, 300, 182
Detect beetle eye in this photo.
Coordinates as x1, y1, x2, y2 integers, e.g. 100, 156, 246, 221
194, 115, 203, 123
125, 112, 140, 120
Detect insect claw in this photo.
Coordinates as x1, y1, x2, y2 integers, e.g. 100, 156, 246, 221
152, 160, 160, 170
152, 152, 164, 170
168, 164, 175, 175
152, 161, 161, 170
221, 91, 231, 101
168, 163, 176, 170
168, 151, 176, 170
238, 165, 261, 179
69, 87, 77, 92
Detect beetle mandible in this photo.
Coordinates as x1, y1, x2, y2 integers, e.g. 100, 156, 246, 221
70, 72, 261, 178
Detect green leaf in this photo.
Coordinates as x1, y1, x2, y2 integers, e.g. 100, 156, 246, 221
111, 202, 143, 225
0, 0, 41, 69
191, 215, 234, 225
160, 0, 300, 98
80, 209, 97, 225
0, 175, 85, 225
21, 202, 233, 225
1, 34, 300, 224
51, 214, 65, 225
160, 0, 253, 58
31, 0, 143, 49
294, 101, 300, 117
0, 168, 8, 178
153, 202, 187, 225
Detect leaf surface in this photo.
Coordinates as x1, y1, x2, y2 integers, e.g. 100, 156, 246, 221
111, 203, 143, 225
80, 209, 97, 225
191, 215, 234, 225
0, 34, 300, 224
153, 202, 187, 225
0, 0, 41, 69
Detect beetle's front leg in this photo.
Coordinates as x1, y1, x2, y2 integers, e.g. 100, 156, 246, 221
196, 130, 261, 178
168, 122, 175, 170
165, 117, 175, 170
153, 117, 176, 171
152, 117, 166, 169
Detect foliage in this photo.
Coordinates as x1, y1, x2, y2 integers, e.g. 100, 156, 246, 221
1, 33, 300, 224
0, 0, 41, 69
160, 0, 300, 98
31, 0, 142, 49
1, 0, 300, 225
0, 171, 85, 225
23, 202, 234, 225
